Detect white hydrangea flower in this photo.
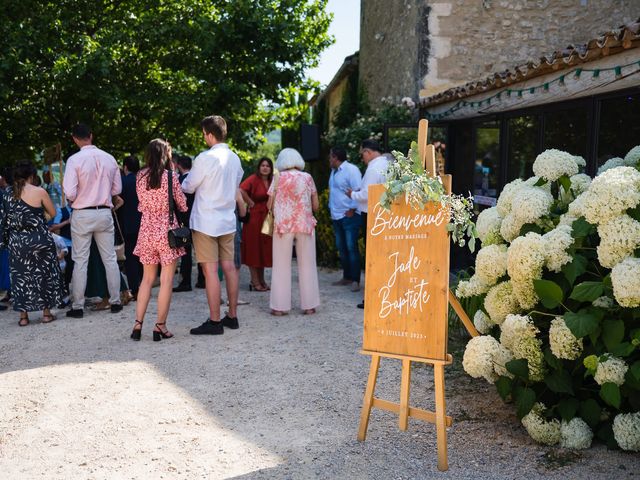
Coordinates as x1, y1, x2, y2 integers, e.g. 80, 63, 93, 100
542, 225, 574, 272
569, 173, 591, 196
475, 244, 508, 285
613, 412, 640, 451
496, 179, 524, 217
611, 257, 640, 307
484, 281, 520, 325
549, 317, 583, 360
567, 192, 587, 219
507, 232, 546, 283
462, 335, 512, 383
594, 356, 628, 386
532, 149, 579, 182
596, 215, 640, 268
455, 275, 491, 298
560, 418, 593, 449
512, 279, 539, 310
592, 296, 615, 309
624, 145, 640, 166
500, 314, 539, 351
582, 166, 640, 225
510, 186, 553, 227
521, 403, 561, 446
573, 155, 586, 169
476, 207, 503, 245
473, 310, 495, 334
493, 344, 514, 378
499, 214, 523, 242
515, 336, 546, 381
597, 157, 625, 175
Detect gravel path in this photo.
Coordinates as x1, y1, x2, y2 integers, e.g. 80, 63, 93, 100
0, 264, 638, 479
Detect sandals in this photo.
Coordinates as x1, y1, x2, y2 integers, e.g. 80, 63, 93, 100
42, 313, 56, 323
153, 322, 174, 342
90, 299, 110, 311
270, 309, 288, 316
303, 309, 316, 315
130, 319, 143, 341
249, 282, 269, 292
19, 315, 29, 327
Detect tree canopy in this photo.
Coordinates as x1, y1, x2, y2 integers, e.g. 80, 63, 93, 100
0, 0, 331, 162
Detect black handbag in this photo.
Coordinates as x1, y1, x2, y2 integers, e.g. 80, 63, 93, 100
167, 170, 192, 249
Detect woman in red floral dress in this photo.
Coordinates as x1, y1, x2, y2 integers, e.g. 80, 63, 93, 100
130, 139, 187, 341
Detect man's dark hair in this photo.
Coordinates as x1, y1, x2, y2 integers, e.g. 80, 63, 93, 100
177, 155, 192, 170
123, 155, 140, 173
330, 146, 347, 163
71, 123, 92, 140
201, 115, 227, 141
360, 139, 382, 153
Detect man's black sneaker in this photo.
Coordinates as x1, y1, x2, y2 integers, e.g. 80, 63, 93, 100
221, 314, 239, 329
173, 284, 192, 292
110, 303, 123, 313
190, 319, 224, 335
66, 309, 84, 318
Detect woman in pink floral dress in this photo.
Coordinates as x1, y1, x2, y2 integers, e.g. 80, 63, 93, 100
267, 148, 320, 315
130, 139, 188, 341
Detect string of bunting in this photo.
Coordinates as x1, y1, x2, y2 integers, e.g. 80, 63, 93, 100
426, 59, 640, 121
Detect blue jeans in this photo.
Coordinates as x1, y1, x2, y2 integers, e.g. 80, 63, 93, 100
333, 214, 362, 283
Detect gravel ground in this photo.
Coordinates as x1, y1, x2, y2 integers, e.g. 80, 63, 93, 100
0, 264, 638, 479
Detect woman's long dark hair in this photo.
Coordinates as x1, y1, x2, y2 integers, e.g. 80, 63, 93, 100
256, 157, 274, 181
12, 160, 37, 200
143, 138, 171, 189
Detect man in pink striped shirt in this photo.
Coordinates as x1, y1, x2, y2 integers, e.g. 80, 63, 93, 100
62, 124, 123, 318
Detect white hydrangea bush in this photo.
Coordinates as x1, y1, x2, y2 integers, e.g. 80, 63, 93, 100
457, 145, 640, 450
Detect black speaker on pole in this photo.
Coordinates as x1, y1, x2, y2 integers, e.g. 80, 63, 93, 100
300, 124, 320, 162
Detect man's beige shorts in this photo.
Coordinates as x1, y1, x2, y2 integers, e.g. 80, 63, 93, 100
192, 231, 235, 263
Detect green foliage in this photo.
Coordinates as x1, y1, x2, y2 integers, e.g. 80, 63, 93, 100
314, 189, 339, 267
0, 0, 332, 161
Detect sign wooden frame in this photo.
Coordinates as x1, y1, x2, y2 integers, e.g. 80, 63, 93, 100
357, 119, 478, 472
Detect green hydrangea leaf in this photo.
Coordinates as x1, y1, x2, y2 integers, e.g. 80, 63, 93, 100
514, 386, 536, 419
569, 281, 604, 302
545, 369, 574, 394
572, 217, 595, 238
562, 254, 588, 286
557, 398, 579, 422
564, 309, 601, 338
506, 358, 529, 380
599, 382, 621, 408
602, 319, 625, 351
544, 348, 562, 370
495, 376, 513, 401
579, 398, 601, 428
534, 177, 548, 187
610, 342, 635, 357
558, 175, 572, 193
533, 279, 564, 309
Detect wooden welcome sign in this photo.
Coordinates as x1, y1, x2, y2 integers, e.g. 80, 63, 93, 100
357, 120, 476, 472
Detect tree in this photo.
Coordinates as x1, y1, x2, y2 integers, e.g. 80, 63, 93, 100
0, 0, 331, 162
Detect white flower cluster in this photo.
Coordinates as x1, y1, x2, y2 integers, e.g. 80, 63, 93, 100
462, 335, 513, 383
400, 96, 416, 109
496, 179, 524, 217
594, 356, 628, 386
560, 418, 593, 449
499, 186, 553, 242
532, 149, 579, 181
596, 215, 640, 268
581, 166, 640, 225
597, 157, 625, 174
613, 412, 640, 451
592, 296, 615, 309
474, 244, 508, 285
455, 275, 491, 298
611, 257, 640, 308
521, 403, 561, 445
625, 145, 640, 166
549, 317, 583, 360
500, 314, 545, 381
473, 310, 495, 334
569, 173, 591, 196
542, 225, 574, 272
573, 155, 586, 169
476, 207, 503, 246
484, 281, 521, 325
507, 233, 546, 309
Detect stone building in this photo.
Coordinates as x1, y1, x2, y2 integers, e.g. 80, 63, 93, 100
359, 0, 638, 105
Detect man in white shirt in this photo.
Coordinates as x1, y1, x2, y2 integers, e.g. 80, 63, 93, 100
62, 123, 123, 318
183, 115, 243, 335
347, 139, 389, 309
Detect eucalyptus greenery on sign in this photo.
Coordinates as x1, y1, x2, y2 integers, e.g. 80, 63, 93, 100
380, 141, 477, 251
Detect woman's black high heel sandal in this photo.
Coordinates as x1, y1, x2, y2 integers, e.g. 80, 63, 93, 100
153, 322, 174, 342
130, 320, 143, 341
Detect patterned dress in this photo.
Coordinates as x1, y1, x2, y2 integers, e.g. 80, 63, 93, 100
1, 191, 65, 312
134, 169, 188, 266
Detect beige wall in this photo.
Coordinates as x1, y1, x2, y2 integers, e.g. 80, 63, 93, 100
359, 0, 639, 103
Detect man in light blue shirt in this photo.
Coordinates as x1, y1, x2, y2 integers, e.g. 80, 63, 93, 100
328, 146, 363, 291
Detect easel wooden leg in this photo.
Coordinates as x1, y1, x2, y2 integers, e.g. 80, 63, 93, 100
358, 354, 381, 441
399, 359, 411, 431
434, 363, 448, 471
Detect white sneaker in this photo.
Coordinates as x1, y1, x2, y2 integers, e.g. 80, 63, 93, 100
350, 282, 360, 292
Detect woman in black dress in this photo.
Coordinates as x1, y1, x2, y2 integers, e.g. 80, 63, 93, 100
0, 160, 65, 325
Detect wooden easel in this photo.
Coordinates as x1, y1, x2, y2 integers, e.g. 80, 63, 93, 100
357, 120, 478, 472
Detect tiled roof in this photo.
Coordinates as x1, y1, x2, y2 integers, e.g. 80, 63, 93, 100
420, 18, 640, 108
